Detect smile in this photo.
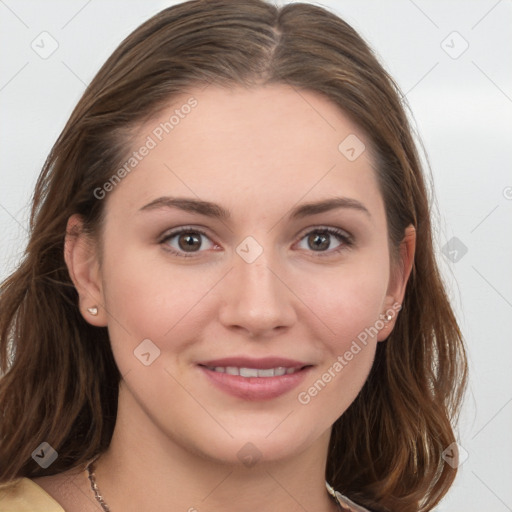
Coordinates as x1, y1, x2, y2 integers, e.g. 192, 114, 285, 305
197, 364, 313, 401
203, 366, 304, 377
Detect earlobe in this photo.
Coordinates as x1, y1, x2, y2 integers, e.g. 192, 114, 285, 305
377, 224, 416, 342
64, 214, 108, 327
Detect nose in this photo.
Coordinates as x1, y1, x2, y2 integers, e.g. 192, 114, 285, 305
218, 247, 297, 338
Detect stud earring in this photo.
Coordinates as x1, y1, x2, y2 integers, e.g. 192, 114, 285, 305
87, 306, 98, 316
384, 313, 393, 321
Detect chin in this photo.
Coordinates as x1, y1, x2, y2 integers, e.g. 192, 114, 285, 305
181, 423, 322, 469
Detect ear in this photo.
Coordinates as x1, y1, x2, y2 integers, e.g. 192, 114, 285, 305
64, 214, 108, 327
377, 224, 416, 341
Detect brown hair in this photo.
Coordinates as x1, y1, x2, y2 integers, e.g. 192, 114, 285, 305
0, 1, 467, 510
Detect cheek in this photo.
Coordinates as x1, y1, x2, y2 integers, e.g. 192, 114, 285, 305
300, 255, 390, 348
100, 244, 219, 363
295, 270, 386, 421
292, 255, 389, 412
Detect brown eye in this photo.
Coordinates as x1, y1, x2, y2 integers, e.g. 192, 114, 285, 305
177, 232, 202, 252
296, 227, 353, 256
160, 227, 215, 258
307, 232, 331, 251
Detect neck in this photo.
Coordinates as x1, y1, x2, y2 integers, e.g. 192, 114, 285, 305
93, 382, 339, 512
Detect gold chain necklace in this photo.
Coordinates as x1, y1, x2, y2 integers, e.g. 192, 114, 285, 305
85, 456, 110, 512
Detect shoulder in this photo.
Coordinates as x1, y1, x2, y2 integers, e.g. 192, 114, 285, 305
336, 492, 374, 512
0, 477, 64, 512
326, 481, 373, 512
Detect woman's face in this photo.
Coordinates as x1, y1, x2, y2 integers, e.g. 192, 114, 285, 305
78, 83, 409, 465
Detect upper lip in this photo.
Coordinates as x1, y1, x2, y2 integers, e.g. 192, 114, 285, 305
197, 357, 312, 369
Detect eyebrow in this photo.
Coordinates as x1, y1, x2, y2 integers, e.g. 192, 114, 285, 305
138, 195, 371, 220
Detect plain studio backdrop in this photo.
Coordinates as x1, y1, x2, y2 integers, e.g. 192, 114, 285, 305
0, 1, 511, 510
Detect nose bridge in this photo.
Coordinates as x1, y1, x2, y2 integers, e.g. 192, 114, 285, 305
235, 243, 284, 310
219, 238, 296, 334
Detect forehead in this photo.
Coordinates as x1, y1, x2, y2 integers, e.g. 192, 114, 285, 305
146, 83, 370, 166
104, 83, 383, 222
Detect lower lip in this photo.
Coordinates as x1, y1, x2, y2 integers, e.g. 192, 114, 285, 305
198, 365, 313, 401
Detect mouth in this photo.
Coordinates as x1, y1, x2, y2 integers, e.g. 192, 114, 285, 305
199, 365, 309, 377
196, 357, 314, 401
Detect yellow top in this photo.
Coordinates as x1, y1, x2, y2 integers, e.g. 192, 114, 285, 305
0, 477, 370, 512
0, 478, 64, 512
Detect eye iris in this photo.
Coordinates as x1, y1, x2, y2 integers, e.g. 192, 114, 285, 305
178, 232, 201, 251
309, 232, 330, 251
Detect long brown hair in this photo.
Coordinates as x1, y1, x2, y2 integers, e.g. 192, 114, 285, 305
0, 1, 467, 510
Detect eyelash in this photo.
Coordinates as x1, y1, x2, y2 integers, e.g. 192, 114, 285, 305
159, 226, 354, 259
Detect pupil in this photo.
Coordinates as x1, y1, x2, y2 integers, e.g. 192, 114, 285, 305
310, 233, 329, 251
179, 233, 200, 251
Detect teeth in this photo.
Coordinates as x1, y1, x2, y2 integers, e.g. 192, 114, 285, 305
206, 366, 302, 377
257, 368, 275, 377
239, 367, 259, 377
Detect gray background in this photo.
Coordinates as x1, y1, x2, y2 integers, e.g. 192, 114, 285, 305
1, 1, 511, 510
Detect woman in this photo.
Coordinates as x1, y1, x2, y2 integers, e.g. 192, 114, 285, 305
0, 1, 467, 511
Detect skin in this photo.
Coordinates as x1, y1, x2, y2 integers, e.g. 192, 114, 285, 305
35, 83, 415, 512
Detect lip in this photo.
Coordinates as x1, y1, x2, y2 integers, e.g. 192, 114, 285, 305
197, 359, 313, 401
197, 356, 309, 369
